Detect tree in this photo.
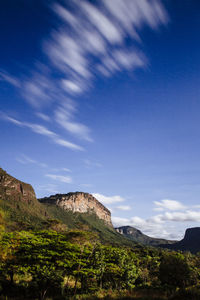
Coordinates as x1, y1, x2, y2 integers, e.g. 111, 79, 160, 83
158, 252, 195, 289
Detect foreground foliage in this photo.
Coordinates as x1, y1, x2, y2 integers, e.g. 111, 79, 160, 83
0, 229, 200, 300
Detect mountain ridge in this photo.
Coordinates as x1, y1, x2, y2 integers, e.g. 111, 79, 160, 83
115, 226, 177, 246
0, 167, 135, 246
2, 167, 200, 253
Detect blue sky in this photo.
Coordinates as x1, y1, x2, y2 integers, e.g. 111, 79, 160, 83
0, 0, 200, 239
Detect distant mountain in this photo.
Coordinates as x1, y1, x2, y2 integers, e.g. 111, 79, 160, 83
160, 227, 200, 253
116, 226, 176, 247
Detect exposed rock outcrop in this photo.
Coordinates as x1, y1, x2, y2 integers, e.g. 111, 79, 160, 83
39, 192, 113, 227
0, 168, 37, 203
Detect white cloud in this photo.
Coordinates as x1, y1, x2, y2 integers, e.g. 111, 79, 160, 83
22, 72, 57, 108
116, 205, 132, 211
55, 104, 92, 142
0, 112, 83, 151
80, 1, 123, 44
1, 0, 168, 152
162, 211, 200, 222
17, 156, 72, 173
93, 193, 125, 204
154, 199, 186, 211
114, 49, 146, 70
84, 159, 102, 168
62, 167, 71, 172
51, 167, 71, 173
45, 174, 72, 184
26, 123, 56, 138
46, 0, 168, 89
16, 154, 47, 168
112, 215, 174, 239
112, 216, 130, 226
99, 49, 146, 77
102, 0, 168, 33
62, 79, 83, 94
112, 202, 200, 240
80, 183, 93, 188
54, 138, 83, 151
3, 115, 23, 126
47, 32, 90, 79
0, 70, 20, 87
194, 205, 200, 208
36, 112, 50, 122
37, 183, 59, 195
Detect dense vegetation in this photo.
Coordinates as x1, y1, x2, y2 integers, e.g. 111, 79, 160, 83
1, 168, 200, 299
0, 189, 135, 247
1, 228, 200, 300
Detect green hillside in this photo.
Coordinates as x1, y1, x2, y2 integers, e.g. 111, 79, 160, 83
0, 168, 137, 246
42, 204, 138, 246
0, 168, 48, 230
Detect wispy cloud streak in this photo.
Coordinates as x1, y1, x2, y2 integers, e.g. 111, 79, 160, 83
16, 154, 47, 168
0, 70, 20, 87
0, 1, 169, 149
46, 0, 168, 90
55, 102, 92, 142
0, 112, 83, 151
45, 174, 72, 184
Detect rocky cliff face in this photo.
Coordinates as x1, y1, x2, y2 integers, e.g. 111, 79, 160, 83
0, 168, 37, 203
39, 192, 113, 227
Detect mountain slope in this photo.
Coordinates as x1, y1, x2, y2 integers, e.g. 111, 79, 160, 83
0, 167, 48, 230
116, 226, 176, 246
43, 204, 136, 246
39, 192, 112, 227
0, 168, 138, 246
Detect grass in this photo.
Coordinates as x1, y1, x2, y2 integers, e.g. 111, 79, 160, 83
42, 204, 139, 246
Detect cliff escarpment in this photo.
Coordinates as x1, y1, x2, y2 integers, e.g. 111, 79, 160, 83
39, 192, 113, 227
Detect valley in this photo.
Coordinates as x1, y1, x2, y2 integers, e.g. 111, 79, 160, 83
1, 168, 200, 299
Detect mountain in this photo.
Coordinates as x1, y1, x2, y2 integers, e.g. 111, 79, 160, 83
38, 192, 112, 227
0, 168, 137, 246
0, 167, 48, 230
116, 226, 176, 247
160, 227, 200, 253
0, 167, 37, 204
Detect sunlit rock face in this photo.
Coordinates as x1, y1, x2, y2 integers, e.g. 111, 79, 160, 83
39, 192, 113, 227
0, 168, 36, 204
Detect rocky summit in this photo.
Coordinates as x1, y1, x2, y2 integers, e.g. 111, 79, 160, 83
39, 192, 113, 227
